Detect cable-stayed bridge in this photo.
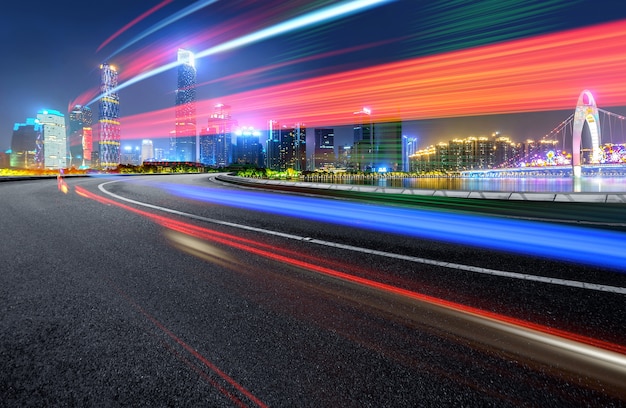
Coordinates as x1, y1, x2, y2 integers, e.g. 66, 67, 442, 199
463, 90, 626, 178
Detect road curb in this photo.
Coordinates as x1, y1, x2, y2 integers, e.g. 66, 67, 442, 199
216, 174, 626, 203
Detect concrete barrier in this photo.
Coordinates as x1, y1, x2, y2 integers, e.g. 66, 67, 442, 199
216, 174, 626, 203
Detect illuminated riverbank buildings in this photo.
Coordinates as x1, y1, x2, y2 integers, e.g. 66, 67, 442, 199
264, 122, 306, 172
200, 103, 235, 166
408, 137, 564, 172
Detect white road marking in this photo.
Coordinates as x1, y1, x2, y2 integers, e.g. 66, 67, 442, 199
99, 180, 626, 295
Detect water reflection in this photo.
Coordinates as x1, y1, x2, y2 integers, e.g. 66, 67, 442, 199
341, 176, 626, 193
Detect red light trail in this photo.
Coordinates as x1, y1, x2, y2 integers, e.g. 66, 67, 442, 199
108, 280, 268, 408
71, 181, 626, 397
209, 19, 626, 127
73, 184, 626, 357
97, 0, 174, 53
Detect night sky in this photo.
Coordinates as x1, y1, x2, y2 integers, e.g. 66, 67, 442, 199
2, 0, 626, 152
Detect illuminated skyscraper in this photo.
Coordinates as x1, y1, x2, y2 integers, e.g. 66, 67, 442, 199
98, 63, 121, 169
353, 107, 373, 145
494, 137, 522, 167
68, 104, 93, 168
200, 104, 235, 166
402, 136, 419, 172
373, 119, 402, 172
175, 49, 197, 162
353, 107, 374, 171
141, 139, 154, 162
37, 109, 67, 169
10, 118, 42, 169
314, 128, 335, 169
234, 126, 263, 166
265, 120, 281, 170
279, 123, 306, 171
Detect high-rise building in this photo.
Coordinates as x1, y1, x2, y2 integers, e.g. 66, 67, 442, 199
10, 118, 42, 169
494, 137, 521, 167
168, 129, 177, 161
475, 137, 495, 169
175, 49, 197, 162
234, 126, 263, 166
446, 138, 492, 170
98, 63, 121, 169
373, 119, 402, 172
409, 145, 439, 173
37, 109, 67, 169
68, 105, 93, 168
524, 139, 559, 164
141, 139, 154, 163
352, 108, 374, 171
353, 107, 373, 145
402, 136, 419, 172
154, 148, 165, 161
411, 136, 503, 172
200, 104, 235, 166
313, 128, 335, 169
280, 123, 306, 171
339, 145, 352, 169
121, 145, 141, 165
265, 120, 281, 170
0, 151, 9, 169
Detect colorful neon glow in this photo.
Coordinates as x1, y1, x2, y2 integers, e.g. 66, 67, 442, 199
194, 0, 394, 59
194, 37, 403, 90
73, 184, 626, 361
158, 183, 626, 272
85, 0, 394, 107
200, 19, 626, 126
107, 280, 268, 407
573, 90, 602, 174
96, 19, 626, 142
104, 0, 219, 58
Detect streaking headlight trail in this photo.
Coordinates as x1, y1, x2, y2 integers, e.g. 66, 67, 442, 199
194, 0, 393, 58
161, 183, 626, 272
86, 0, 394, 107
97, 0, 175, 53
104, 0, 220, 59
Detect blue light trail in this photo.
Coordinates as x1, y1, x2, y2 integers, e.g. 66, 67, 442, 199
160, 183, 626, 272
105, 0, 221, 60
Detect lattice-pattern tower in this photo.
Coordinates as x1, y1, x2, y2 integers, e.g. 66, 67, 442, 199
98, 63, 121, 169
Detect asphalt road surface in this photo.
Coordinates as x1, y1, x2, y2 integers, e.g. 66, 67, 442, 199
1, 174, 625, 407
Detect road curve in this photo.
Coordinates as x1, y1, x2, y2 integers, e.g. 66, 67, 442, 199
1, 174, 625, 406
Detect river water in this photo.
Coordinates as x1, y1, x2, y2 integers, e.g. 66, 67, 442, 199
338, 176, 626, 193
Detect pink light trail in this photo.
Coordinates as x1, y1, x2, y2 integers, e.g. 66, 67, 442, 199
97, 0, 174, 53
115, 19, 626, 140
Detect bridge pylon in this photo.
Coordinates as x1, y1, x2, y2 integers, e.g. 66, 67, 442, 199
572, 90, 601, 177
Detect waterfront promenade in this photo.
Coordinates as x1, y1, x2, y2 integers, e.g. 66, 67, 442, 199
216, 173, 626, 203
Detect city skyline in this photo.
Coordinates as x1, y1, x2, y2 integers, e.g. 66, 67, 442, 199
2, 1, 626, 154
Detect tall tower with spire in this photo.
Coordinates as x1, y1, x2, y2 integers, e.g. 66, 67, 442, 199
175, 49, 197, 162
